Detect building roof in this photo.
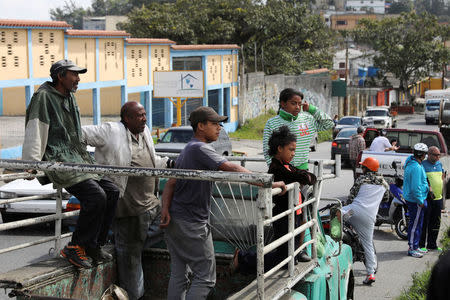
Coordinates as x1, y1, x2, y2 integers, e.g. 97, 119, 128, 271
66, 29, 130, 37
126, 38, 176, 45
0, 19, 72, 28
171, 44, 240, 50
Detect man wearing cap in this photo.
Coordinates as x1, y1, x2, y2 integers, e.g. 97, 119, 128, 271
160, 106, 284, 299
22, 59, 119, 269
348, 126, 366, 179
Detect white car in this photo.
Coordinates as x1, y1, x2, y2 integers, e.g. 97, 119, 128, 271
0, 178, 75, 223
362, 106, 396, 129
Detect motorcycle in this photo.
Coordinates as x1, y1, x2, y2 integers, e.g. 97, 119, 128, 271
319, 201, 377, 271
375, 161, 409, 240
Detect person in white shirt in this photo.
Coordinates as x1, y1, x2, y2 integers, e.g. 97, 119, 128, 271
343, 157, 389, 285
369, 130, 399, 152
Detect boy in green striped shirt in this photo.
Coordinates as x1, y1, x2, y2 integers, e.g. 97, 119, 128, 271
263, 88, 334, 170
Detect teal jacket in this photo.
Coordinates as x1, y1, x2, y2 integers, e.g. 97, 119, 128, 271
403, 155, 429, 205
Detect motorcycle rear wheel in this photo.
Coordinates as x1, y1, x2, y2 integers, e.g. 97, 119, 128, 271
395, 215, 409, 240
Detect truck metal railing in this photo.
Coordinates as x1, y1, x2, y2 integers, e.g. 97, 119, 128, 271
0, 154, 341, 300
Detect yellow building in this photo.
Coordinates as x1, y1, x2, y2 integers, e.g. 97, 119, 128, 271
0, 19, 240, 133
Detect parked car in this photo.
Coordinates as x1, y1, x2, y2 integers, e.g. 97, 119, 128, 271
154, 126, 232, 156
0, 178, 76, 223
331, 127, 358, 165
333, 116, 361, 138
362, 106, 396, 129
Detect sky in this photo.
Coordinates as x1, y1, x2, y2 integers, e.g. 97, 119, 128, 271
0, 0, 93, 21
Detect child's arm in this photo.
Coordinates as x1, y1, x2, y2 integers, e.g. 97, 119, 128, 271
272, 163, 316, 185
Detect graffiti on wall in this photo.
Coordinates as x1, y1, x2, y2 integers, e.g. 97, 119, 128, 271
298, 88, 332, 117
242, 85, 264, 121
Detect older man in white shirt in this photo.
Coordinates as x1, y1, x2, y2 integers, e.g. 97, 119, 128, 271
82, 101, 171, 300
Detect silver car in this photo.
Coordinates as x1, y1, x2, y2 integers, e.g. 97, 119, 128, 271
154, 126, 232, 156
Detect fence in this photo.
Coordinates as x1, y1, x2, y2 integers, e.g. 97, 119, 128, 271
0, 154, 341, 299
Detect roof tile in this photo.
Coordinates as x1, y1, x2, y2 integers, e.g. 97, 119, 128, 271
66, 29, 130, 37
0, 19, 72, 28
126, 38, 176, 44
171, 44, 240, 50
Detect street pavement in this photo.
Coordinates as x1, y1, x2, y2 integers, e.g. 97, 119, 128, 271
0, 112, 448, 299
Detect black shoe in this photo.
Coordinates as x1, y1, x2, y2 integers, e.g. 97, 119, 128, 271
60, 245, 93, 268
297, 251, 312, 262
86, 246, 113, 262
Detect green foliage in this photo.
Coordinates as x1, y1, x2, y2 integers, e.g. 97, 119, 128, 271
50, 1, 88, 29
353, 12, 450, 104
120, 0, 335, 75
396, 269, 431, 300
318, 129, 332, 143
396, 227, 450, 300
229, 111, 276, 140
387, 0, 413, 14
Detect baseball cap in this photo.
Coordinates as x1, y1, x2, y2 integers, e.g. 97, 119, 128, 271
189, 106, 228, 126
50, 59, 87, 76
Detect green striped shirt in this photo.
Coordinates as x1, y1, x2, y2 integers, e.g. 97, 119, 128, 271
263, 106, 334, 169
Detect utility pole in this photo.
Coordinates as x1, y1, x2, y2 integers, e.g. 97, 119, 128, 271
344, 38, 349, 116
254, 42, 257, 72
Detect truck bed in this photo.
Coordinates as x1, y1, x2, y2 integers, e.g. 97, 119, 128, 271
228, 260, 317, 300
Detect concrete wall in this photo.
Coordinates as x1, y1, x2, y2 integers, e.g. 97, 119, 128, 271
239, 72, 335, 124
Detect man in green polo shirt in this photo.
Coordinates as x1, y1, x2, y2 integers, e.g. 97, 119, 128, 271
419, 146, 444, 252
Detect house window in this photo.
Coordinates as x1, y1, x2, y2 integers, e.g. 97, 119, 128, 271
339, 62, 345, 68
336, 20, 347, 25
172, 56, 202, 70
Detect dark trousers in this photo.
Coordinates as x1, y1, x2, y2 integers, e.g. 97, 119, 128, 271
419, 199, 443, 249
66, 179, 119, 249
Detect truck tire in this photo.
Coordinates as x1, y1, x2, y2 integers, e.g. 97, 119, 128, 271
346, 270, 355, 300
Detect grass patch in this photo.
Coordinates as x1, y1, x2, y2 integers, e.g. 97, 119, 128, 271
396, 227, 450, 300
229, 109, 276, 140
318, 129, 333, 143
230, 110, 334, 142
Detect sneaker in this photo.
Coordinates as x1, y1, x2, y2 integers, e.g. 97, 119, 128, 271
418, 247, 429, 254
428, 247, 443, 252
297, 251, 312, 262
60, 245, 93, 268
86, 247, 113, 262
363, 274, 375, 285
407, 249, 424, 258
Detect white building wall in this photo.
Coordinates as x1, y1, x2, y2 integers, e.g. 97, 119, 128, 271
346, 0, 385, 14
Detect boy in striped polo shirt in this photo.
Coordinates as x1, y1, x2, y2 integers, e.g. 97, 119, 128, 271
263, 88, 334, 170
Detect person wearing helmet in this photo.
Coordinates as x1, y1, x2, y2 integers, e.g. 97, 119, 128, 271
404, 143, 430, 258
342, 157, 389, 285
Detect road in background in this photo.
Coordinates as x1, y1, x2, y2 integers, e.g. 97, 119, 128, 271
0, 112, 447, 299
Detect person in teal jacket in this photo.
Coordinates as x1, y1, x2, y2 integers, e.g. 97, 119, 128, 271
403, 143, 429, 258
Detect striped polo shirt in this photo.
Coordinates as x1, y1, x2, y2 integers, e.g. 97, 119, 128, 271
263, 106, 334, 170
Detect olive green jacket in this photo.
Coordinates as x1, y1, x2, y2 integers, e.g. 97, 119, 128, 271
22, 81, 100, 188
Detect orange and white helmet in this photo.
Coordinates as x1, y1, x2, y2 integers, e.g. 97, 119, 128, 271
360, 157, 379, 172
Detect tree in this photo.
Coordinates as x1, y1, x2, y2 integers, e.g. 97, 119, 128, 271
50, 0, 88, 29
387, 0, 413, 14
354, 12, 450, 103
121, 0, 335, 75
